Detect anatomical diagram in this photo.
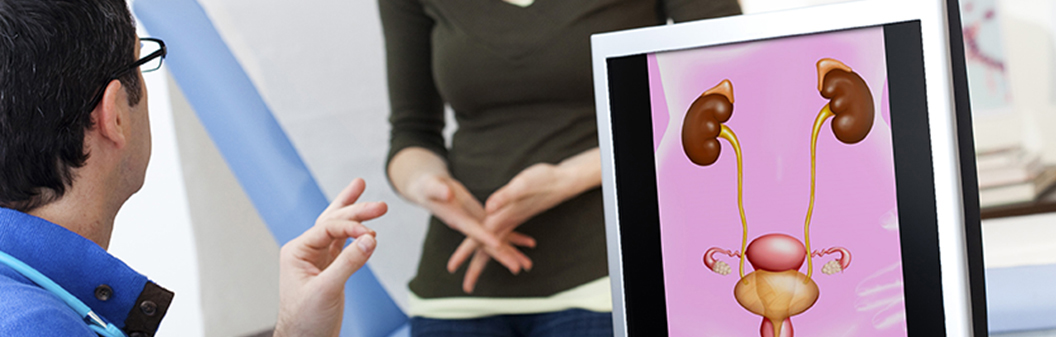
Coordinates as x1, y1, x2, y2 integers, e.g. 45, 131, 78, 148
682, 58, 873, 337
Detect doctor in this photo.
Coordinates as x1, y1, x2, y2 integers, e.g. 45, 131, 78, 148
0, 0, 383, 336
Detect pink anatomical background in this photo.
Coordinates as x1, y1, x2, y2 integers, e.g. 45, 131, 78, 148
648, 26, 908, 336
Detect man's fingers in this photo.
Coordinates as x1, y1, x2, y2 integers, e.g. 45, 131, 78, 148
330, 201, 389, 223
462, 250, 489, 294
325, 178, 367, 214
327, 239, 343, 266
323, 220, 376, 243
447, 238, 478, 273
301, 219, 376, 251
318, 234, 376, 287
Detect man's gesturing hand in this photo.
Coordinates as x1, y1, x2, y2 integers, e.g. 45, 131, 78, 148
274, 178, 386, 337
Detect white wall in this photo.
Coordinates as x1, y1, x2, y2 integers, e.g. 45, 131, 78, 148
167, 75, 282, 337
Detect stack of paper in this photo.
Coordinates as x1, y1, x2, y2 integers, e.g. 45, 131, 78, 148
977, 147, 1056, 208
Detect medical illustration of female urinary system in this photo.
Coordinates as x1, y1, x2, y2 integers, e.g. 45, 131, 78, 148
681, 58, 874, 337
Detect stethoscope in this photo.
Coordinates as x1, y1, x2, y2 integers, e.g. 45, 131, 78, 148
0, 250, 127, 337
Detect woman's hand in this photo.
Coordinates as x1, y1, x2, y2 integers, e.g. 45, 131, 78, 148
445, 163, 574, 293
408, 172, 534, 275
389, 147, 534, 277
448, 230, 537, 293
485, 163, 580, 233
448, 148, 602, 293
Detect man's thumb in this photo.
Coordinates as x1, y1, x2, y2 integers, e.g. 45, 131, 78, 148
319, 234, 376, 286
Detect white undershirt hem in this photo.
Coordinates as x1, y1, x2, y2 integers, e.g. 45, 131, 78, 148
407, 276, 613, 319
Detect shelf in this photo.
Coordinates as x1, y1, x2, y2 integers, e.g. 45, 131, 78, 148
980, 185, 1056, 220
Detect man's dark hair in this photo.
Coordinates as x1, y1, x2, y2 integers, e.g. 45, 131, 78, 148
0, 0, 142, 212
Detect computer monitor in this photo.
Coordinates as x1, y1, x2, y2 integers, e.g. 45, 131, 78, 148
591, 1, 986, 336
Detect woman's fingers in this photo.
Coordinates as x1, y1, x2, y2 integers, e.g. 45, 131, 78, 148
512, 245, 533, 272
483, 243, 523, 275
424, 177, 500, 249
462, 250, 490, 293
506, 232, 537, 249
448, 232, 535, 274
452, 219, 503, 251
447, 238, 478, 273
421, 175, 540, 280
447, 239, 527, 276
427, 196, 499, 249
447, 179, 486, 219
484, 187, 511, 214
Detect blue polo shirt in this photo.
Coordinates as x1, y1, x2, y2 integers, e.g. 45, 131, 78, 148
0, 208, 173, 336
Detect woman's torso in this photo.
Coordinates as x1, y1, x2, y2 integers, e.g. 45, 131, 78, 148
400, 0, 740, 300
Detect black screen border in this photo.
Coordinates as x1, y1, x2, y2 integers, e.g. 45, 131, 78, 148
945, 0, 990, 334
606, 20, 965, 336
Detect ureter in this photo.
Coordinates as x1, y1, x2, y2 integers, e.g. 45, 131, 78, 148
806, 104, 834, 280
719, 125, 747, 279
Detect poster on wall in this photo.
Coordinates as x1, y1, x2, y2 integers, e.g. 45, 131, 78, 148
648, 26, 907, 336
960, 0, 1014, 116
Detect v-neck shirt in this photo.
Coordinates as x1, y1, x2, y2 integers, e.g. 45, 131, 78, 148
381, 0, 741, 316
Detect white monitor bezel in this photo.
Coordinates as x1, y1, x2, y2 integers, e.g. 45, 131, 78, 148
591, 1, 980, 336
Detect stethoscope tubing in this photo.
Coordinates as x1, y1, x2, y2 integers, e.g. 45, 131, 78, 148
0, 250, 126, 337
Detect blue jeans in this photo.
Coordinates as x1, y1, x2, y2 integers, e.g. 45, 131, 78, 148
410, 309, 613, 337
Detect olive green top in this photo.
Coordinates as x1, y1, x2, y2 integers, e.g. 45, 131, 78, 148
381, 0, 741, 299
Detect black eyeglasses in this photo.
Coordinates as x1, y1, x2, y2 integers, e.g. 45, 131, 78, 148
122, 37, 166, 75
83, 37, 167, 112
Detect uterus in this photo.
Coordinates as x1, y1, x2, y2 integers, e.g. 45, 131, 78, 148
704, 234, 850, 337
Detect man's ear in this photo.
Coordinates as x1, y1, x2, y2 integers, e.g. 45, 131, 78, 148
92, 79, 129, 149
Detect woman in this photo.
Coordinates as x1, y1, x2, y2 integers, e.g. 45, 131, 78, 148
381, 0, 741, 335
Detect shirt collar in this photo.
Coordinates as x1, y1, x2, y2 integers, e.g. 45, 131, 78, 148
0, 207, 173, 336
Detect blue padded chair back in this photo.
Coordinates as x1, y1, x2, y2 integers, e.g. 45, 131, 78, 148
132, 1, 408, 336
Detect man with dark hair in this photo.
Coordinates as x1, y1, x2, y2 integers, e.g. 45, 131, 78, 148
0, 1, 383, 336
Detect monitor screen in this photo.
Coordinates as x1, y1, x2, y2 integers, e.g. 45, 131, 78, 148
603, 20, 954, 336
653, 23, 904, 336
